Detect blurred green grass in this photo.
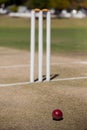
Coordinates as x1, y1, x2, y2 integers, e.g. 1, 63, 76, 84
51, 28, 87, 52
0, 16, 87, 53
0, 28, 30, 50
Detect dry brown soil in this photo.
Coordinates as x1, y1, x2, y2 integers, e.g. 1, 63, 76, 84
0, 47, 87, 130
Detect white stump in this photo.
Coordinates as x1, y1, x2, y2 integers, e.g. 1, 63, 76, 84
30, 10, 35, 82
38, 11, 43, 82
46, 11, 51, 81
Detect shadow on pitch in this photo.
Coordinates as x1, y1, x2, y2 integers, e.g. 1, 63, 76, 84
34, 74, 59, 82
53, 117, 64, 121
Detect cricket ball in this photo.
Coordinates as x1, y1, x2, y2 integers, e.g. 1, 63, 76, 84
52, 109, 63, 120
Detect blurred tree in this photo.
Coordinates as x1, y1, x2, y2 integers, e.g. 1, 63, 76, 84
0, 0, 9, 4
25, 0, 50, 9
69, 0, 78, 9
69, 0, 87, 9
0, 0, 27, 5
15, 0, 27, 5
79, 0, 87, 8
50, 0, 70, 10
0, 0, 87, 9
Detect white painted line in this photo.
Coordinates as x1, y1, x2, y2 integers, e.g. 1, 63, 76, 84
52, 76, 87, 82
0, 76, 87, 87
51, 61, 87, 65
0, 81, 43, 87
0, 64, 29, 69
0, 82, 31, 87
0, 61, 87, 69
78, 61, 87, 64
52, 61, 87, 65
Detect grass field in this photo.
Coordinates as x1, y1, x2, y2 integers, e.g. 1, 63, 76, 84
0, 15, 87, 130
0, 16, 87, 52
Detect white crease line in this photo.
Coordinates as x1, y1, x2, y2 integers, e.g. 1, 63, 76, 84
0, 61, 87, 69
0, 64, 29, 69
0, 76, 87, 87
0, 81, 44, 87
52, 76, 87, 82
0, 82, 31, 87
78, 61, 87, 64
52, 61, 87, 65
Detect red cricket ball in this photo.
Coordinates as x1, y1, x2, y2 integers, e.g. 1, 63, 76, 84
52, 109, 63, 120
